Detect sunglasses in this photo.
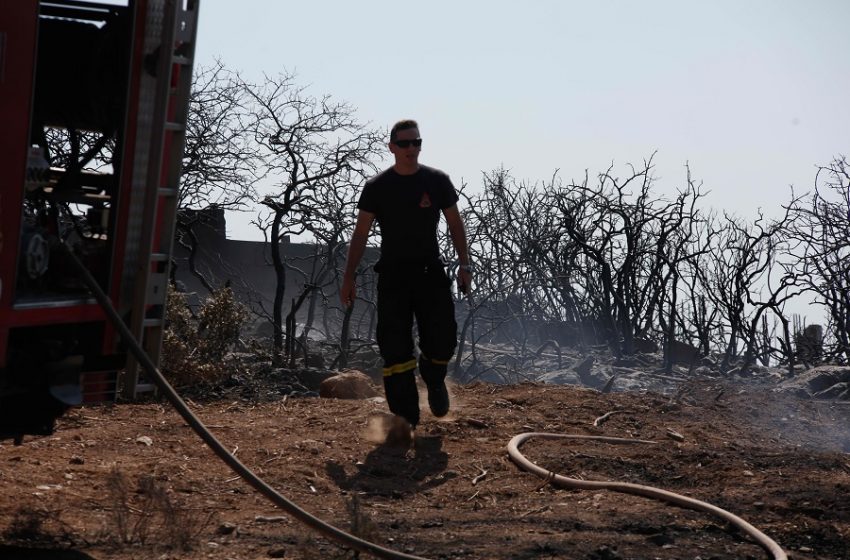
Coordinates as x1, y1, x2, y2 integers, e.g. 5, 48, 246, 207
393, 138, 422, 148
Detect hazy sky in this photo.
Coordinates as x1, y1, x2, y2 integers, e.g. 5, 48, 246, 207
194, 0, 849, 241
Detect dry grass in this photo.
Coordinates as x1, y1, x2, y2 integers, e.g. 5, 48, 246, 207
293, 495, 383, 560
2, 506, 77, 547
102, 468, 214, 551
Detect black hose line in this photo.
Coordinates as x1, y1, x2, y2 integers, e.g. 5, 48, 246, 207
63, 244, 428, 560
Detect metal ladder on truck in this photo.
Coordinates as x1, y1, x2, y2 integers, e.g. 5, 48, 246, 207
121, 0, 200, 399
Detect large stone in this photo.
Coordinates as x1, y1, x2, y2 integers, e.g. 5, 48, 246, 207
319, 370, 379, 400
814, 382, 850, 400
801, 365, 850, 393
778, 365, 850, 399
569, 356, 606, 389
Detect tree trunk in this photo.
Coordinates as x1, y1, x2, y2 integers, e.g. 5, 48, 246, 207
339, 301, 354, 369
454, 301, 475, 380
286, 287, 314, 368
270, 210, 286, 364
180, 226, 215, 294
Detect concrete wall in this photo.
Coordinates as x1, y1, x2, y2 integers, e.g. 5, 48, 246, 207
172, 207, 378, 343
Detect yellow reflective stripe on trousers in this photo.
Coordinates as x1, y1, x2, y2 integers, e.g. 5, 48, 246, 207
420, 352, 450, 366
382, 359, 417, 377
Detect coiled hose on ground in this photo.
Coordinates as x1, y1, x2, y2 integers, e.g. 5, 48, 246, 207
66, 245, 787, 560
507, 433, 788, 560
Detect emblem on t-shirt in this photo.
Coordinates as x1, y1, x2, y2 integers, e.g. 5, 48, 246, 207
419, 192, 432, 208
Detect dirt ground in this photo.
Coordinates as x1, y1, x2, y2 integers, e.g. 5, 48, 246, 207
1, 375, 849, 560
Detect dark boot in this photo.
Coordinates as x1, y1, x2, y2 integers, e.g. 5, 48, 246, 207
419, 357, 449, 417
383, 369, 420, 427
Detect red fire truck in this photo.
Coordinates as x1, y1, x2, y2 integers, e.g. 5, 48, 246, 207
0, 0, 199, 443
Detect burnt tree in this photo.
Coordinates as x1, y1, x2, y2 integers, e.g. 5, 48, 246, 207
241, 73, 382, 362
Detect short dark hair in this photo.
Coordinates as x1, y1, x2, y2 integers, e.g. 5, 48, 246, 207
390, 119, 419, 143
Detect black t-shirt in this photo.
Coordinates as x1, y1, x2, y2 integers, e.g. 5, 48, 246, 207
358, 165, 459, 266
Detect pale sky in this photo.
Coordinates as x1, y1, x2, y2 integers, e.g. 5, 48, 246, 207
194, 0, 850, 241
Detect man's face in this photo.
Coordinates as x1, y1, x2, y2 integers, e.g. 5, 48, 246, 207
389, 127, 421, 167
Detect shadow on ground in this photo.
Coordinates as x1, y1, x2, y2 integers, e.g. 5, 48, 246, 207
0, 546, 97, 560
326, 434, 452, 496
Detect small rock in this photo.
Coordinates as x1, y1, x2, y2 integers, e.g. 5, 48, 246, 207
591, 545, 622, 560
648, 532, 674, 546
254, 515, 288, 523
69, 456, 85, 465
537, 369, 581, 385
216, 522, 237, 535
572, 355, 595, 380
666, 429, 686, 442
305, 354, 325, 368
268, 547, 287, 558
135, 436, 153, 446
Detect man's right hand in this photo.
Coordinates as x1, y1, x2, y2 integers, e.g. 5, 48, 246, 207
340, 210, 375, 308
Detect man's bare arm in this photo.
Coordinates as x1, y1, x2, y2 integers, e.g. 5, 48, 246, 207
340, 210, 375, 307
443, 204, 472, 294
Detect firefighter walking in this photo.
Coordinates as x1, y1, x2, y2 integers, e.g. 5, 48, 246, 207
341, 119, 472, 435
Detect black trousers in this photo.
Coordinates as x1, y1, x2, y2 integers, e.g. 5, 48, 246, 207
377, 262, 457, 427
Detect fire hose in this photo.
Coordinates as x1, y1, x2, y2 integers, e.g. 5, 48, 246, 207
65, 244, 787, 560
63, 244, 427, 560
507, 433, 787, 560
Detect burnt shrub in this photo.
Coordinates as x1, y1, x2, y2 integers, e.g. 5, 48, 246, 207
162, 285, 248, 386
